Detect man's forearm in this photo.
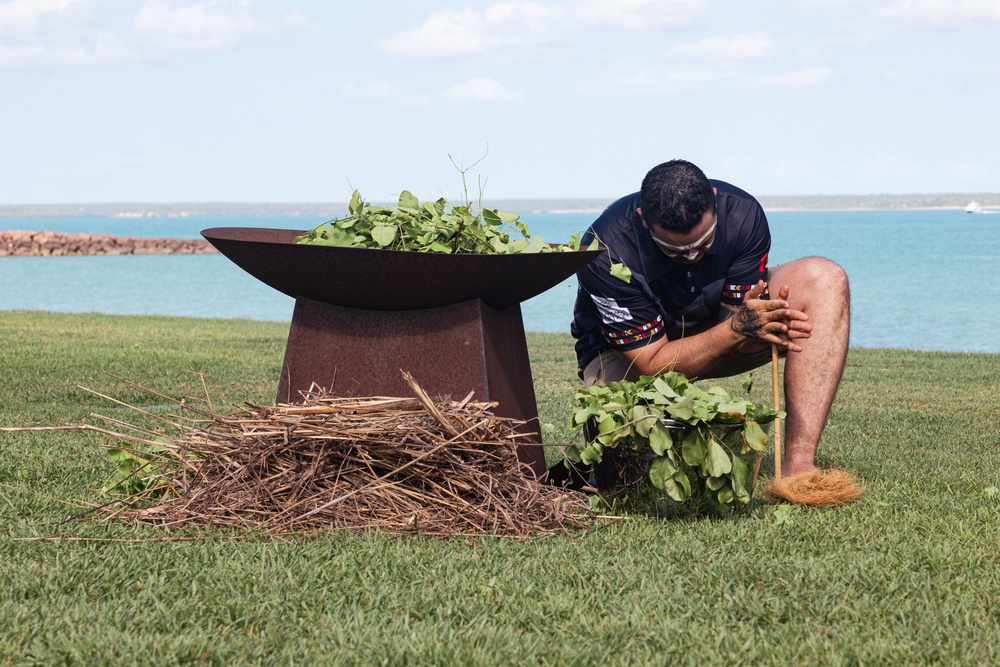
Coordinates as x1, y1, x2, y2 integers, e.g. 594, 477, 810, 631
624, 319, 745, 378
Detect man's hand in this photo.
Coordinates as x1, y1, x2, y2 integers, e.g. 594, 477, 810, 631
731, 281, 811, 352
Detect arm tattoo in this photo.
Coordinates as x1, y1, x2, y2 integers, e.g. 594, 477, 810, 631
730, 306, 762, 338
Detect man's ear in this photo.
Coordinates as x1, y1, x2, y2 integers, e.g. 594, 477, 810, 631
637, 207, 649, 230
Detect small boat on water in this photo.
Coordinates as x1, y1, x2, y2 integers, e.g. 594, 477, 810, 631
965, 201, 998, 214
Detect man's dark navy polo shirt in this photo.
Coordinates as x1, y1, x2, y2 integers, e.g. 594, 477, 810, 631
571, 180, 771, 372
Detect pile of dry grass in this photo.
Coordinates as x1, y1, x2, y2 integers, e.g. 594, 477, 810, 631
78, 373, 593, 539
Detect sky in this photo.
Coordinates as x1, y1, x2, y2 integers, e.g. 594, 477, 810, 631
1, 0, 999, 204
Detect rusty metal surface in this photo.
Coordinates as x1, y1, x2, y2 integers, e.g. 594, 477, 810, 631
202, 225, 598, 478
277, 297, 548, 476
201, 226, 601, 311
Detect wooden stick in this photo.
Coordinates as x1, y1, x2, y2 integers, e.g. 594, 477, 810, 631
771, 343, 782, 481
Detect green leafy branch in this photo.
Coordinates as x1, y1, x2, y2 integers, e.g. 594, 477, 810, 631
567, 372, 783, 514
101, 443, 186, 498
295, 188, 597, 255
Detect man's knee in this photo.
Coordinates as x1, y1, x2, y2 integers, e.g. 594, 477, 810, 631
773, 256, 850, 303
790, 256, 847, 282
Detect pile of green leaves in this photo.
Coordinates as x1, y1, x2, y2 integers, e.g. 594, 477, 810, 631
567, 372, 783, 514
295, 189, 593, 254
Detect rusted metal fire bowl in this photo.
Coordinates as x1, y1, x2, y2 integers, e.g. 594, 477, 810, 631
201, 227, 602, 311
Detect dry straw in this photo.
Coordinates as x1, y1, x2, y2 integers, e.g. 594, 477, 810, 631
30, 372, 594, 539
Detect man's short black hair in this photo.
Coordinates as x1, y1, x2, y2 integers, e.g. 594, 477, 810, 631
639, 159, 716, 234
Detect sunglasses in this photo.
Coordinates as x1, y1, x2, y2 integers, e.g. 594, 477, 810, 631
650, 220, 717, 261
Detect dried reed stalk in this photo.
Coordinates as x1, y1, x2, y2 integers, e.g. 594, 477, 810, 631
82, 376, 593, 539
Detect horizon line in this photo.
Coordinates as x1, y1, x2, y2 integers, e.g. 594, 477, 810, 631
2, 192, 999, 218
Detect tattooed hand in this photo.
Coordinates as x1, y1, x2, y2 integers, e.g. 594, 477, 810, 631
727, 280, 811, 349
731, 305, 763, 338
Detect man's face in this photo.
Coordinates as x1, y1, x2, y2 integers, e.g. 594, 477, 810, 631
640, 208, 718, 264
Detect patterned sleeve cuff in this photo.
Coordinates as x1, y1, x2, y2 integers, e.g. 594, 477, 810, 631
604, 315, 665, 347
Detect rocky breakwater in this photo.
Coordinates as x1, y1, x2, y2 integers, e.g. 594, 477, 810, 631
1, 230, 218, 256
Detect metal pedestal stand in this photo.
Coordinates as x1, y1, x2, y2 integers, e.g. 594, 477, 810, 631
202, 226, 600, 479
277, 296, 545, 474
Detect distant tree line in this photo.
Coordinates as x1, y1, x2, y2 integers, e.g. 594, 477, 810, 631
1, 193, 998, 218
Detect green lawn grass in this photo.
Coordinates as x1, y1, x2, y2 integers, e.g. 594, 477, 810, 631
2, 311, 998, 666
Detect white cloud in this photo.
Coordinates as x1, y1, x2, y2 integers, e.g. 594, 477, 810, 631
0, 0, 129, 67
445, 77, 523, 102
572, 0, 704, 31
878, 0, 1000, 24
378, 0, 705, 58
132, 0, 266, 52
0, 0, 84, 34
667, 32, 769, 61
40, 38, 126, 65
793, 0, 1000, 28
600, 32, 774, 94
0, 43, 44, 64
0, 0, 314, 68
377, 8, 511, 58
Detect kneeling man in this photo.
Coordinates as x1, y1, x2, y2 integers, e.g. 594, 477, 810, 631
568, 159, 850, 487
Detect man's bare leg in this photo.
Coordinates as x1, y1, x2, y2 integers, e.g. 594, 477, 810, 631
769, 257, 851, 476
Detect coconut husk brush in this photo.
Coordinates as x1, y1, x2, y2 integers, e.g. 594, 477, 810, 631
763, 468, 863, 506
759, 344, 863, 507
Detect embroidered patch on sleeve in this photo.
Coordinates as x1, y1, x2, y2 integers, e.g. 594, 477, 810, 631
606, 315, 664, 347
590, 294, 632, 324
722, 282, 770, 301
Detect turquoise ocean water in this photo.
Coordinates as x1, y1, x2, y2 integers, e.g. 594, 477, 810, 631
2, 209, 998, 353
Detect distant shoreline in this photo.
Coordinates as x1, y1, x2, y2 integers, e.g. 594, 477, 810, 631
2, 194, 1000, 218
1, 230, 216, 256
764, 204, 1000, 213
